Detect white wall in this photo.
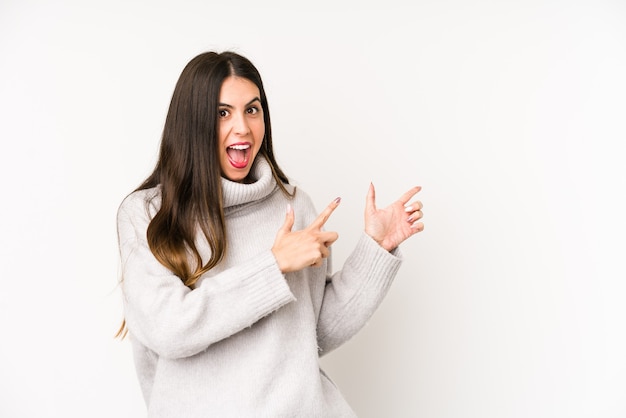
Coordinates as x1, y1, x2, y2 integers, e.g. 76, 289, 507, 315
1, 0, 625, 417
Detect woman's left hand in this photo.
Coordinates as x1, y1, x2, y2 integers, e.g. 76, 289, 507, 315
364, 183, 424, 252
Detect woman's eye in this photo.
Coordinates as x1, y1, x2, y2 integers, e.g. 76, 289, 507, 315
247, 106, 259, 115
219, 109, 229, 118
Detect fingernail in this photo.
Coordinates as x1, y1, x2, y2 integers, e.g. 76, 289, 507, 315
404, 205, 413, 213
286, 203, 292, 213
333, 197, 341, 204
407, 215, 414, 223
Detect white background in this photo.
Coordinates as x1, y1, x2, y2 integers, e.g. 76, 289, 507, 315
1, 0, 625, 417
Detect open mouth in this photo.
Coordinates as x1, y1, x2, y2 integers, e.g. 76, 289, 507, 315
226, 143, 251, 169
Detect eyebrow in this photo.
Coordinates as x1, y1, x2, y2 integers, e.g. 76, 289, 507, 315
218, 97, 261, 108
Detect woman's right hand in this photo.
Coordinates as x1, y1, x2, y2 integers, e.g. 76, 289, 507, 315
271, 198, 341, 273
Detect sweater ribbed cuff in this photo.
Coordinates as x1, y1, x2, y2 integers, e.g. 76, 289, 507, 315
240, 250, 296, 317
349, 233, 403, 286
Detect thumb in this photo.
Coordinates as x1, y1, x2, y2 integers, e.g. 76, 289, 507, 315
279, 203, 295, 234
365, 182, 377, 215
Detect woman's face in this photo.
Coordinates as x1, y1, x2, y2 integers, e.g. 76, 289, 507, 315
217, 76, 265, 183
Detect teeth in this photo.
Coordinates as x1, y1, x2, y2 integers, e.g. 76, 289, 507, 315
228, 144, 250, 150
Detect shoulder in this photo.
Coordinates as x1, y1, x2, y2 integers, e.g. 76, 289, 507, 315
283, 183, 312, 207
288, 186, 319, 225
116, 186, 161, 242
117, 186, 161, 222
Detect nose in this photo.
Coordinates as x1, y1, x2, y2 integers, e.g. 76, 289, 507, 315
232, 112, 250, 136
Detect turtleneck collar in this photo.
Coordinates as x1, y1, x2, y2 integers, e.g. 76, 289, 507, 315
221, 156, 278, 209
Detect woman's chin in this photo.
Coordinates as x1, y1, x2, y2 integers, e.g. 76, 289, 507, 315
221, 168, 252, 183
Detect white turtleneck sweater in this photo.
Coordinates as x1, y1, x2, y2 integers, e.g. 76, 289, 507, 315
117, 157, 403, 417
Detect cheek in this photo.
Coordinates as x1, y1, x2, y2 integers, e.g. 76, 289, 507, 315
253, 121, 265, 147
218, 122, 228, 143
254, 120, 265, 138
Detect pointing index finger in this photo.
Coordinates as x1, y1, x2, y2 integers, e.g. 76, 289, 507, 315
308, 197, 341, 230
398, 186, 422, 205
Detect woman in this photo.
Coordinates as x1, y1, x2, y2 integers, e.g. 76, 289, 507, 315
117, 51, 424, 417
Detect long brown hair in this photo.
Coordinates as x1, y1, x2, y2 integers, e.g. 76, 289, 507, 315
116, 51, 292, 338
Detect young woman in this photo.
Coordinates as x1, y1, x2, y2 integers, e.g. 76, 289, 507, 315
117, 51, 424, 417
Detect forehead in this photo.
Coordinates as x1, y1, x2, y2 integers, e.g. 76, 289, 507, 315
219, 76, 260, 102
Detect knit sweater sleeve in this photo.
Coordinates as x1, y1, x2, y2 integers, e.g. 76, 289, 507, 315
316, 233, 403, 355
117, 192, 296, 360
